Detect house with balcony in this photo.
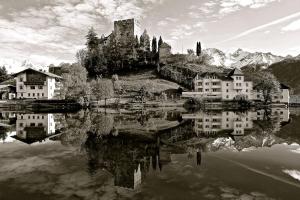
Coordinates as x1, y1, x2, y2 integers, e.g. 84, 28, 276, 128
182, 68, 254, 101
13, 68, 62, 99
12, 113, 56, 144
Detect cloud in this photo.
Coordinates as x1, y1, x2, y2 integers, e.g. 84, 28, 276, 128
216, 11, 300, 44
283, 169, 300, 182
282, 18, 300, 32
197, 0, 280, 18
157, 17, 178, 26
0, 0, 163, 70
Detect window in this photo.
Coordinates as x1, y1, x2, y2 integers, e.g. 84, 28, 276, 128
21, 116, 23, 119
226, 83, 229, 86
205, 119, 209, 122
205, 89, 209, 92
42, 93, 44, 97
19, 85, 23, 90
38, 123, 43, 127
226, 95, 229, 98
205, 82, 209, 85
19, 123, 23, 127
28, 116, 30, 119
20, 77, 23, 82
21, 93, 23, 97
33, 116, 35, 119
38, 86, 43, 89
33, 93, 35, 97
37, 116, 39, 119
197, 82, 202, 86
30, 86, 35, 89
42, 116, 44, 119
246, 83, 249, 87
226, 89, 229, 92
37, 93, 40, 97
246, 89, 248, 92
28, 93, 30, 97
30, 123, 35, 127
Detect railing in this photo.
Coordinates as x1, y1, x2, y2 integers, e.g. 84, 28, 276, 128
24, 81, 45, 85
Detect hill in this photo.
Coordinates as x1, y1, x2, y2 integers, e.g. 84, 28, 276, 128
268, 56, 300, 94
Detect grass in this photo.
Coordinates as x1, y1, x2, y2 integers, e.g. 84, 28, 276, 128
118, 69, 181, 93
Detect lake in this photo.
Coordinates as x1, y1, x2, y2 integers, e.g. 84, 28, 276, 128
0, 107, 300, 200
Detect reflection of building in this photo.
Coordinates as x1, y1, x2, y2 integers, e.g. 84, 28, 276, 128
13, 68, 61, 99
183, 108, 290, 137
13, 113, 56, 144
183, 111, 255, 136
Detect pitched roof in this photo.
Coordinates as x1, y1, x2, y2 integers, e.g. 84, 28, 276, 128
280, 83, 290, 89
12, 67, 62, 79
196, 72, 233, 81
227, 68, 243, 77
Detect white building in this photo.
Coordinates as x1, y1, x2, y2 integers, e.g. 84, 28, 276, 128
13, 113, 56, 144
182, 68, 290, 104
13, 68, 62, 99
183, 69, 254, 101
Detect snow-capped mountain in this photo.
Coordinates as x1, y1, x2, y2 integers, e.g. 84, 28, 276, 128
0, 58, 38, 74
204, 48, 285, 69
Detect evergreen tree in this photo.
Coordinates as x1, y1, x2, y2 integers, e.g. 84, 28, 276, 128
158, 36, 163, 49
196, 41, 202, 56
86, 27, 99, 52
0, 66, 8, 83
134, 35, 139, 48
199, 41, 202, 55
152, 37, 157, 54
84, 27, 107, 77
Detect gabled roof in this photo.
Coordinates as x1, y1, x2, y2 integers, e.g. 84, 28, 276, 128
12, 67, 62, 79
195, 72, 233, 81
280, 83, 290, 89
227, 68, 243, 77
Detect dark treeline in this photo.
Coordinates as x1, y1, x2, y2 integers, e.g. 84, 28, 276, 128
80, 27, 163, 78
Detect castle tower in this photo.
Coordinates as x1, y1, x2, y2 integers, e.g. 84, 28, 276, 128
113, 18, 141, 58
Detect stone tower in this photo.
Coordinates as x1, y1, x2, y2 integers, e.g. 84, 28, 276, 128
113, 19, 141, 58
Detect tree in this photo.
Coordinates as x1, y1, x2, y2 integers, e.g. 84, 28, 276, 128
90, 78, 114, 106
196, 41, 202, 56
249, 71, 280, 104
187, 49, 195, 55
60, 63, 89, 100
84, 27, 107, 77
152, 37, 157, 54
76, 49, 87, 68
158, 36, 163, 50
0, 66, 8, 83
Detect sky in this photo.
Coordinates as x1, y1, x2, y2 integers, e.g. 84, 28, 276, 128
0, 0, 300, 71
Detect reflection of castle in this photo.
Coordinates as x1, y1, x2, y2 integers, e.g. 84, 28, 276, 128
182, 108, 290, 137
12, 114, 56, 144
84, 134, 182, 190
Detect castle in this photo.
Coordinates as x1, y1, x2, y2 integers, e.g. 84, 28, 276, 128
99, 19, 142, 59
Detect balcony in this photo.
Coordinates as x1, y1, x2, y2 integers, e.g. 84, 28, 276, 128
24, 81, 46, 86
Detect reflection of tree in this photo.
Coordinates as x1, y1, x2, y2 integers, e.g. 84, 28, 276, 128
60, 110, 91, 147
0, 127, 8, 141
84, 133, 162, 189
90, 113, 114, 137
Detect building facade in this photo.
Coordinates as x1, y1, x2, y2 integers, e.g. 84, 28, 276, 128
183, 69, 254, 101
183, 68, 290, 104
13, 68, 61, 99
